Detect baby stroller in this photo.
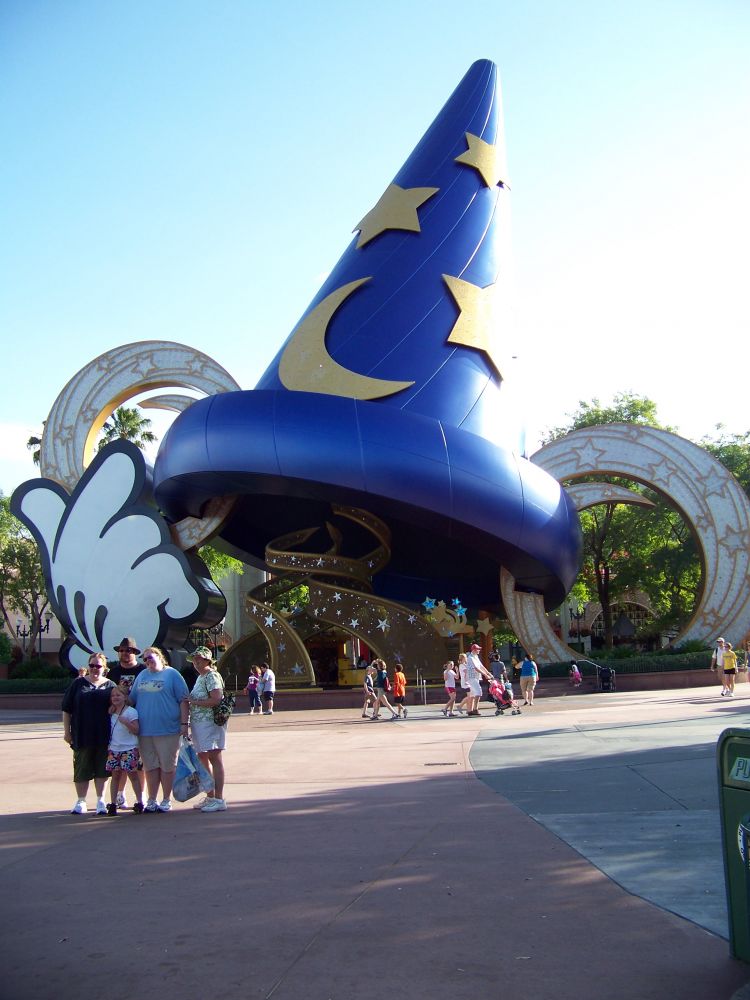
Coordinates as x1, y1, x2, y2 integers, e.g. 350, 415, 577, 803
489, 678, 522, 716
597, 665, 616, 692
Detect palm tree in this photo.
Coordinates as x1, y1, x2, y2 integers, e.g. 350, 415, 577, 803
98, 407, 157, 452
26, 421, 46, 466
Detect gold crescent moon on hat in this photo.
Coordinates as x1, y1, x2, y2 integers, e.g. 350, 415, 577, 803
278, 278, 414, 400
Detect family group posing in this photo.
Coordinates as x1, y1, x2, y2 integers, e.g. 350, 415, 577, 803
62, 638, 229, 816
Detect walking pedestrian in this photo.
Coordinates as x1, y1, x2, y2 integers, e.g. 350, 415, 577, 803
711, 638, 728, 696
392, 662, 408, 718
455, 653, 471, 715
722, 641, 738, 698
244, 665, 262, 714
465, 643, 492, 716
260, 663, 276, 715
442, 660, 457, 716
370, 659, 398, 720
519, 652, 539, 706
362, 664, 377, 718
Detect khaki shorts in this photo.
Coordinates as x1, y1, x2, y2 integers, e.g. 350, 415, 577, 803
139, 734, 181, 773
520, 675, 537, 697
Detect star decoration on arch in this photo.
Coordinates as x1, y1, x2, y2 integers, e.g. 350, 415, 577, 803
454, 132, 509, 188
354, 184, 439, 248
443, 274, 503, 377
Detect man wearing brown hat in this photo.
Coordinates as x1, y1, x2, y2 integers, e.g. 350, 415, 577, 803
108, 638, 145, 694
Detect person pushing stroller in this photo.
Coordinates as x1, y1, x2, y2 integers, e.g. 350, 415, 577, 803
489, 677, 521, 716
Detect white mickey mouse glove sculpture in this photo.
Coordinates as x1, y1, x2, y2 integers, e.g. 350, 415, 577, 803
11, 441, 224, 670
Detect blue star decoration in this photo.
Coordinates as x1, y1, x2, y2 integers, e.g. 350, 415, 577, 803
422, 597, 436, 611
292, 664, 304, 675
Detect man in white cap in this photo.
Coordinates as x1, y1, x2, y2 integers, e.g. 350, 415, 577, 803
711, 637, 728, 696
465, 643, 492, 716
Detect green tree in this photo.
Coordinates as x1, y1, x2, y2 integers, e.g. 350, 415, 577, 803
98, 406, 157, 451
545, 394, 698, 649
26, 422, 45, 466
544, 392, 668, 443
0, 496, 50, 657
197, 545, 244, 581
700, 427, 750, 499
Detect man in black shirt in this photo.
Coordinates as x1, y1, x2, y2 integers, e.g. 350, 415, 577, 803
107, 637, 145, 694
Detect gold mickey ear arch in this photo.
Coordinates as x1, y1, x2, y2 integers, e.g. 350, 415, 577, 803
39, 341, 241, 551
502, 424, 750, 660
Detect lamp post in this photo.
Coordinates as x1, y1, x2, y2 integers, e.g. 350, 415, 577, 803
189, 621, 225, 660
38, 611, 53, 654
15, 619, 30, 653
569, 605, 584, 648
16, 611, 54, 655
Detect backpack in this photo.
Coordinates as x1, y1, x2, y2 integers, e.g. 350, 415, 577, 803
212, 690, 236, 726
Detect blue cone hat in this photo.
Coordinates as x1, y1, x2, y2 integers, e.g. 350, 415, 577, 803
154, 60, 581, 608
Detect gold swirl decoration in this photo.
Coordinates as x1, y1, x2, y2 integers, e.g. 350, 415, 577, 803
39, 341, 241, 550
230, 505, 445, 684
264, 505, 391, 590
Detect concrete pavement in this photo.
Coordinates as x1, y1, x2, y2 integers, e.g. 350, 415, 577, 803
1, 686, 749, 999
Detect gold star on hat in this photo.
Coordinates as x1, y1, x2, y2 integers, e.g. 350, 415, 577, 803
454, 133, 509, 189
443, 274, 503, 378
354, 184, 439, 248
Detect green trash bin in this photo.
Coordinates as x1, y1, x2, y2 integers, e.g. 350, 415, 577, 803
717, 728, 750, 961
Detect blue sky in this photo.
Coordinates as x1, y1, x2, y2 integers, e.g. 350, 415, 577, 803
2, 0, 748, 496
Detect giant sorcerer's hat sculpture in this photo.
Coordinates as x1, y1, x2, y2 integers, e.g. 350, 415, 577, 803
154, 60, 581, 609
12, 60, 750, 674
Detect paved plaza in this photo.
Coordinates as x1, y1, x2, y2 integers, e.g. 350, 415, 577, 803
2, 686, 750, 999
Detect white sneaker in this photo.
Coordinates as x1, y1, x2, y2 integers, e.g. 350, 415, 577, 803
201, 797, 227, 812
71, 799, 87, 815
403, 708, 408, 718
157, 798, 172, 812
116, 792, 128, 808
192, 795, 210, 810
144, 799, 159, 812
95, 798, 107, 815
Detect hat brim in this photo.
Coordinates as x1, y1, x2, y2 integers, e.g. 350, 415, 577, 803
154, 390, 581, 609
